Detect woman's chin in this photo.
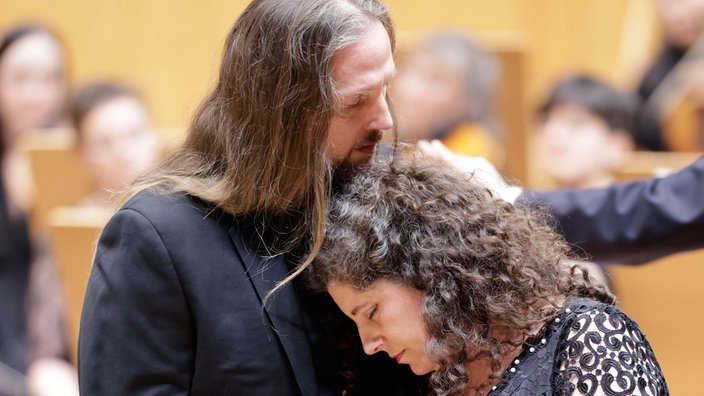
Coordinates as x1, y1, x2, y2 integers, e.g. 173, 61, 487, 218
409, 361, 440, 376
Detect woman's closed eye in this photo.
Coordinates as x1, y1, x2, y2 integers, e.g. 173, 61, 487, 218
368, 304, 378, 319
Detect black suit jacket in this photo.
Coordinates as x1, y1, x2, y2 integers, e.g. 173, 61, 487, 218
79, 190, 321, 395
519, 156, 704, 265
79, 190, 426, 395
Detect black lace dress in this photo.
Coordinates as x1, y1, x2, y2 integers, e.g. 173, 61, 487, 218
490, 298, 668, 395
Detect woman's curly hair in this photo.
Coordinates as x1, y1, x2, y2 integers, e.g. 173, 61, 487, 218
306, 152, 614, 396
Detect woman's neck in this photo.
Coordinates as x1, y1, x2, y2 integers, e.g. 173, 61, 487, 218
464, 299, 566, 395
463, 343, 524, 396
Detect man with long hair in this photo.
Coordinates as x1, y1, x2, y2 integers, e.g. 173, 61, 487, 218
78, 1, 425, 395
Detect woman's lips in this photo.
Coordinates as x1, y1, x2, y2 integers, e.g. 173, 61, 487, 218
392, 350, 405, 364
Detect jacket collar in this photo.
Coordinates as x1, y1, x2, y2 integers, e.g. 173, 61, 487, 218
228, 218, 318, 396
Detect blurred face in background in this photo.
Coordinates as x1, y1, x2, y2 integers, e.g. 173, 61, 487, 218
537, 102, 633, 189
78, 95, 159, 192
391, 51, 468, 141
0, 31, 68, 140
657, 0, 704, 50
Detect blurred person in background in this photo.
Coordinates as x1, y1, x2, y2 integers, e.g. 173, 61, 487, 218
0, 24, 70, 217
391, 30, 505, 166
634, 0, 704, 151
536, 74, 636, 190
533, 74, 638, 289
0, 24, 77, 396
70, 81, 161, 210
0, 24, 69, 144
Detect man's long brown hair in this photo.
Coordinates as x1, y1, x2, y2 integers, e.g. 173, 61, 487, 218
125, 0, 395, 280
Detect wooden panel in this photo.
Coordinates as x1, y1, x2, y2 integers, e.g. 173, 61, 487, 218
0, 0, 246, 129
21, 127, 183, 232
609, 249, 704, 395
20, 129, 95, 231
1, 0, 633, 132
387, 0, 524, 33
48, 207, 108, 364
615, 151, 703, 182
491, 36, 529, 184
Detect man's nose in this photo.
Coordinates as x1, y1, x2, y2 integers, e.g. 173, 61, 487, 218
367, 94, 393, 132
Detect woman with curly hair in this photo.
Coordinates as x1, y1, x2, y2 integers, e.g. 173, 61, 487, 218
306, 152, 668, 395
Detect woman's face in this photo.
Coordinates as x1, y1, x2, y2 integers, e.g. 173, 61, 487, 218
0, 32, 68, 138
328, 279, 440, 375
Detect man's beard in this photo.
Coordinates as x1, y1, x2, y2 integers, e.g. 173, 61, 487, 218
330, 130, 384, 186
331, 157, 369, 191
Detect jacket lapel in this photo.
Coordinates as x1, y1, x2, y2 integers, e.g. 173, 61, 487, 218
228, 222, 317, 396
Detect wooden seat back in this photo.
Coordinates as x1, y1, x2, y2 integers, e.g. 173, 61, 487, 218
47, 206, 109, 363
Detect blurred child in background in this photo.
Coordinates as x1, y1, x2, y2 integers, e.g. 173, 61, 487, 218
536, 74, 636, 190
70, 81, 161, 210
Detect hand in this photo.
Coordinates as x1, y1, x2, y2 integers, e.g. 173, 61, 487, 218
26, 358, 79, 396
415, 140, 523, 203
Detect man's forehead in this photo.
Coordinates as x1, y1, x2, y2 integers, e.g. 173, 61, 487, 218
334, 61, 396, 95
330, 21, 395, 95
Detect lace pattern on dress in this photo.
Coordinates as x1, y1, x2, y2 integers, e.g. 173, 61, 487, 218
487, 299, 668, 396
555, 303, 668, 395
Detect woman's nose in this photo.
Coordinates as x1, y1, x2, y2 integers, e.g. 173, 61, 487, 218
360, 330, 383, 355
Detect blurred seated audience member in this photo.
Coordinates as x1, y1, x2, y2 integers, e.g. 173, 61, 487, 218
0, 24, 70, 216
391, 30, 505, 166
0, 24, 77, 396
536, 74, 636, 189
0, 24, 69, 141
634, 0, 704, 151
70, 81, 161, 210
